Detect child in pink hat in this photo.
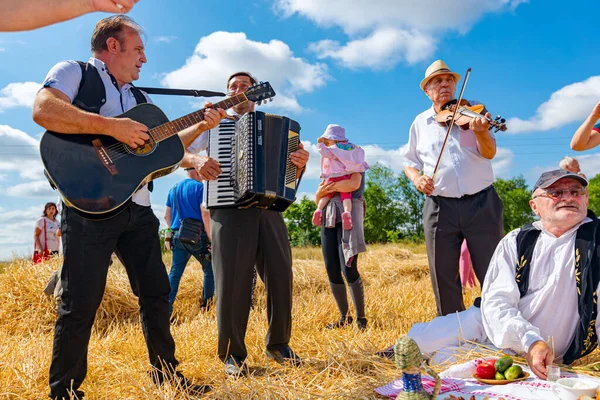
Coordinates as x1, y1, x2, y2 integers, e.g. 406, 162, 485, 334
312, 124, 368, 230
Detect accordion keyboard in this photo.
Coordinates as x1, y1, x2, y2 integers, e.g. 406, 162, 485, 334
206, 121, 237, 207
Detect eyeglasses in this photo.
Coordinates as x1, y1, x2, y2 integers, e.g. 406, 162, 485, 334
532, 187, 586, 200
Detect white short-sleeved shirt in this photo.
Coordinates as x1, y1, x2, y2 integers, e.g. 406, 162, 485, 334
35, 217, 61, 252
402, 104, 495, 198
42, 57, 153, 206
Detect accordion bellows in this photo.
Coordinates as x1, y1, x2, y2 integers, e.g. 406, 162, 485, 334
206, 111, 301, 212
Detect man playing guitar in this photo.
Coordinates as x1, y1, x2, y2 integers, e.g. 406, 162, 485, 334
33, 15, 225, 399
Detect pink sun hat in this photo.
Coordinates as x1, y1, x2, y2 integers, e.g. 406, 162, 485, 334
320, 124, 347, 141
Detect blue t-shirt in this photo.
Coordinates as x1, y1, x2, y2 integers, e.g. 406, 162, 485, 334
166, 178, 204, 230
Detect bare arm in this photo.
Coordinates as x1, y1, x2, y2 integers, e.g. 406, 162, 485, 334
470, 113, 497, 159
34, 227, 44, 251
33, 87, 150, 148
0, 0, 138, 32
571, 102, 600, 151
315, 173, 361, 205
404, 166, 434, 196
177, 106, 226, 148
201, 205, 211, 242
164, 205, 172, 228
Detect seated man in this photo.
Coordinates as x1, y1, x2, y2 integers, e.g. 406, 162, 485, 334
381, 169, 598, 381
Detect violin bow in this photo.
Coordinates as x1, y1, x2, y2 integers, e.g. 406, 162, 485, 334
431, 67, 471, 182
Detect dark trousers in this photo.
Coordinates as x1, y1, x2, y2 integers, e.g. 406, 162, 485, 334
210, 208, 292, 362
424, 186, 504, 316
49, 204, 177, 398
321, 223, 360, 284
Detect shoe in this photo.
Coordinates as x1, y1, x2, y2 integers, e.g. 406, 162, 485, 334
325, 315, 353, 329
266, 345, 302, 366
312, 209, 323, 226
375, 345, 395, 360
153, 370, 211, 396
342, 211, 353, 230
356, 317, 368, 330
224, 356, 247, 376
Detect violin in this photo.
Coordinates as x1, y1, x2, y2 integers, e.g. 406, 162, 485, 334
435, 99, 507, 133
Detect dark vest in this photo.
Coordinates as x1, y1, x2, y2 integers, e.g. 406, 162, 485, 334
515, 210, 600, 364
72, 61, 152, 191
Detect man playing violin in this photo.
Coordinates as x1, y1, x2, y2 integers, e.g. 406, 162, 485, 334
402, 60, 504, 316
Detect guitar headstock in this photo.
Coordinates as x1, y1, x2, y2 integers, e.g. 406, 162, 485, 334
245, 82, 276, 105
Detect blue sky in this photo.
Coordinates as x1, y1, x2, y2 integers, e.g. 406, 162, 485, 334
1, 0, 599, 260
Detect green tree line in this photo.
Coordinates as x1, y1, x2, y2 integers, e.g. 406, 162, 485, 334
283, 163, 581, 247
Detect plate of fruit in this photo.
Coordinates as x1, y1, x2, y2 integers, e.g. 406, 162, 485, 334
472, 356, 530, 385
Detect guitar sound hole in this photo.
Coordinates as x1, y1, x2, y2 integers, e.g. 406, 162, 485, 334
125, 137, 157, 156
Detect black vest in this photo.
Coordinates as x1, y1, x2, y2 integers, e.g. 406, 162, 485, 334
515, 210, 600, 364
72, 61, 152, 191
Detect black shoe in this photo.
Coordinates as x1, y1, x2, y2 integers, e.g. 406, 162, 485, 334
153, 370, 211, 396
325, 315, 353, 329
356, 317, 368, 330
266, 345, 302, 366
224, 355, 247, 376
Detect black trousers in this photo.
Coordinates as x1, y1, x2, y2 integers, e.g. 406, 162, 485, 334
49, 204, 177, 398
424, 186, 504, 316
210, 208, 293, 362
321, 223, 360, 284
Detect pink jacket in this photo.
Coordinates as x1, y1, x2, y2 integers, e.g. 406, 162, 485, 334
318, 142, 369, 179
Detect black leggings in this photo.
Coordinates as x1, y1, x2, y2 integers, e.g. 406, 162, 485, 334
321, 223, 360, 285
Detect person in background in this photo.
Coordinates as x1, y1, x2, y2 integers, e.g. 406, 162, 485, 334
459, 240, 476, 289
0, 0, 139, 32
34, 202, 61, 260
164, 167, 214, 314
559, 156, 586, 179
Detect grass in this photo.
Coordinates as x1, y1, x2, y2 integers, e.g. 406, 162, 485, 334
0, 243, 598, 399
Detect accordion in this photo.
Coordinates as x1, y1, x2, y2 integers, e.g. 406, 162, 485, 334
206, 111, 301, 211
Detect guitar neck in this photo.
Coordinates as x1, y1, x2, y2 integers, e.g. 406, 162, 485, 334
150, 93, 248, 142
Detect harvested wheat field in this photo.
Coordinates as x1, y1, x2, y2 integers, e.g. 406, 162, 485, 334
1, 243, 600, 399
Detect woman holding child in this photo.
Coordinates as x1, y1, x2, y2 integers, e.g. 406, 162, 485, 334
313, 124, 369, 330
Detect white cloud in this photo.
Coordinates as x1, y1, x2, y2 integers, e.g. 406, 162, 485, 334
0, 204, 45, 260
507, 76, 600, 134
491, 147, 514, 178
275, 0, 525, 69
6, 180, 55, 198
161, 31, 329, 113
154, 36, 178, 44
0, 48, 5, 52
0, 81, 40, 112
0, 124, 44, 180
308, 28, 435, 69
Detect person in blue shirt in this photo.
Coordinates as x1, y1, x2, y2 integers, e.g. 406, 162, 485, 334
164, 167, 214, 314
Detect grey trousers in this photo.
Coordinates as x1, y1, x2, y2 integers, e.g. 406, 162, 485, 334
424, 186, 503, 316
210, 208, 293, 361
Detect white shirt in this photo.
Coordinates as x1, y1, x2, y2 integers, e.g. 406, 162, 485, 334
481, 217, 600, 359
402, 104, 495, 197
42, 57, 153, 206
35, 217, 61, 252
